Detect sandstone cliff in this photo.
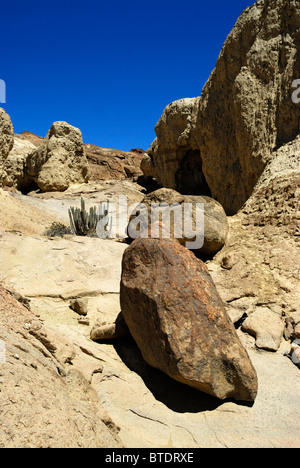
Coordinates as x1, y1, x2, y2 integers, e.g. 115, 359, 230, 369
142, 0, 300, 215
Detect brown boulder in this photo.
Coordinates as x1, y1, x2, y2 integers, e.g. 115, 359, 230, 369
120, 238, 258, 402
85, 144, 143, 182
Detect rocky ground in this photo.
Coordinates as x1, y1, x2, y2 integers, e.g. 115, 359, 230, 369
0, 0, 299, 449
0, 175, 299, 448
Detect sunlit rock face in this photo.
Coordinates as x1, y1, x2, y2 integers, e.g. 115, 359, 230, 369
142, 0, 300, 215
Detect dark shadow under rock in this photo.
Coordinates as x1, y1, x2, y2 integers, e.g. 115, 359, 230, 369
112, 336, 254, 414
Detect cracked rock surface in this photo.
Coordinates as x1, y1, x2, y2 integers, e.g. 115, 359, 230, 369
0, 191, 299, 446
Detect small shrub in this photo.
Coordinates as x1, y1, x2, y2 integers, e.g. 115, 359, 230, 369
44, 222, 72, 238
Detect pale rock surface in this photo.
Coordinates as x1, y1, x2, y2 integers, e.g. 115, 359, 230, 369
142, 0, 300, 215
242, 307, 285, 351
0, 0, 299, 447
2, 136, 36, 190
0, 109, 14, 184
26, 121, 90, 192
0, 233, 127, 305
0, 218, 299, 447
0, 285, 123, 448
0, 189, 68, 235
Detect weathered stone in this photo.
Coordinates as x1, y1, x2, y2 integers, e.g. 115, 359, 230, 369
90, 313, 129, 341
284, 317, 295, 341
242, 307, 285, 351
0, 108, 14, 184
128, 188, 229, 257
0, 188, 69, 235
290, 340, 300, 368
70, 298, 88, 316
142, 0, 300, 215
26, 121, 90, 192
85, 144, 143, 182
0, 285, 123, 448
120, 237, 258, 402
2, 135, 36, 190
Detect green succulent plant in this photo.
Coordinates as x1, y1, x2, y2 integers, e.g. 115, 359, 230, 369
68, 197, 111, 237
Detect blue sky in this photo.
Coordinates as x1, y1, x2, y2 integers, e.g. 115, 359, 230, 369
1, 0, 253, 151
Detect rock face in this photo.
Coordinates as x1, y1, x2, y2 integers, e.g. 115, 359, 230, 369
85, 144, 143, 182
120, 238, 258, 402
0, 285, 123, 448
206, 131, 300, 349
17, 131, 43, 147
2, 130, 143, 191
0, 108, 14, 184
26, 121, 90, 192
2, 136, 36, 190
0, 193, 299, 447
128, 188, 229, 257
241, 134, 300, 236
142, 0, 300, 215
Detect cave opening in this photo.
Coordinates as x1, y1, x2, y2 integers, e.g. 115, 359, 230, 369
19, 179, 40, 195
175, 149, 212, 197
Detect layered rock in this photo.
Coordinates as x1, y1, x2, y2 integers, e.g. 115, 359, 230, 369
142, 0, 300, 215
127, 188, 229, 257
26, 121, 90, 192
85, 144, 143, 182
0, 108, 14, 184
120, 237, 258, 402
17, 131, 43, 147
0, 284, 123, 448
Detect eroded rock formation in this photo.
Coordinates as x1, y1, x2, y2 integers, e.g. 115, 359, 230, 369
26, 121, 90, 192
0, 108, 14, 184
142, 0, 300, 215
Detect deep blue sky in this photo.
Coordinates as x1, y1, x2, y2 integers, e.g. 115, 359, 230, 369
1, 0, 253, 151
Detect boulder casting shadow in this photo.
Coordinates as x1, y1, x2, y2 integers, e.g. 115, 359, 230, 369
111, 335, 254, 413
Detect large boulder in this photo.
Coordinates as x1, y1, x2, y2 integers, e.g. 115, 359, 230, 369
26, 121, 90, 192
142, 0, 300, 215
2, 136, 36, 190
120, 237, 258, 402
0, 108, 14, 184
127, 188, 229, 257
